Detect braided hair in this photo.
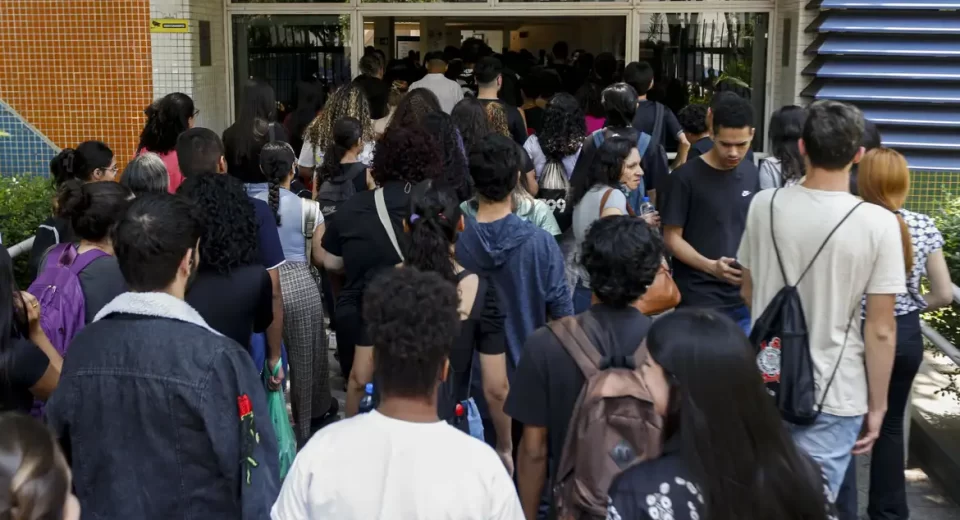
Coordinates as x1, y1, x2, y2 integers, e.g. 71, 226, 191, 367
305, 84, 373, 153
259, 141, 298, 225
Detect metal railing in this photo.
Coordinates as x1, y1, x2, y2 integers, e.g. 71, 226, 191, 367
6, 236, 34, 260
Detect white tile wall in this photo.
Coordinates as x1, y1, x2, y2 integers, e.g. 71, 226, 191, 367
771, 0, 818, 109
150, 0, 228, 134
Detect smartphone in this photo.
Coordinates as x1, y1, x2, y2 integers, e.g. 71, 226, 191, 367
729, 259, 744, 271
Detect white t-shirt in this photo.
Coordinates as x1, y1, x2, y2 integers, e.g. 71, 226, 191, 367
410, 73, 465, 114
271, 410, 523, 520
737, 185, 906, 416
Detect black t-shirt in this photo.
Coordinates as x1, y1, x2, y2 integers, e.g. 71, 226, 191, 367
479, 99, 528, 146
222, 123, 290, 184
186, 264, 274, 350
661, 157, 760, 308
29, 216, 72, 281
632, 100, 682, 147
353, 75, 389, 120
250, 197, 286, 270
505, 305, 653, 480
321, 181, 411, 316
525, 106, 545, 135
0, 337, 49, 413
687, 136, 755, 165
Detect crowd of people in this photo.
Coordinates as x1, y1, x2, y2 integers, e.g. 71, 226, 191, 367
0, 37, 954, 520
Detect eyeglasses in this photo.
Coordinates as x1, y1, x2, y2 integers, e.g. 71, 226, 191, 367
192, 110, 201, 118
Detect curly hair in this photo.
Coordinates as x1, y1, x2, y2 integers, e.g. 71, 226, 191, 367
305, 83, 374, 152
176, 173, 259, 274
581, 215, 663, 307
422, 112, 472, 202
362, 267, 460, 398
387, 89, 441, 132
451, 97, 492, 154
259, 141, 298, 225
540, 92, 586, 160
371, 125, 444, 186
485, 101, 510, 138
677, 103, 708, 135
570, 135, 635, 208
138, 92, 195, 154
405, 181, 463, 284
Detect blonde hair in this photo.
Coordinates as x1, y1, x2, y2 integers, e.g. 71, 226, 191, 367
857, 147, 913, 273
0, 414, 72, 520
485, 102, 510, 138
305, 84, 374, 151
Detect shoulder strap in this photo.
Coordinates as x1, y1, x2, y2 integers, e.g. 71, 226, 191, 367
598, 188, 614, 219
548, 316, 602, 379
68, 248, 110, 275
636, 132, 652, 158
460, 275, 489, 402
375, 188, 404, 262
592, 129, 604, 149
652, 102, 665, 146
302, 199, 320, 266
268, 122, 277, 142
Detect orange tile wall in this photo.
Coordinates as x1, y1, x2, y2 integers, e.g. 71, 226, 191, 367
0, 0, 154, 170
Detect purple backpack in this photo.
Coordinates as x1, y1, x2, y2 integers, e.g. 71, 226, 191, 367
27, 243, 107, 356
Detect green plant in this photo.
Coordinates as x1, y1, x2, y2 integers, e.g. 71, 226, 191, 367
0, 175, 54, 287
921, 193, 960, 399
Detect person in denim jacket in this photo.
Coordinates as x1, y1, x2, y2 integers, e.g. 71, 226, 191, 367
46, 194, 280, 520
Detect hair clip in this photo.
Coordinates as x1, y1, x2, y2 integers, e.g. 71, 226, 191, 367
437, 213, 447, 221
409, 213, 421, 223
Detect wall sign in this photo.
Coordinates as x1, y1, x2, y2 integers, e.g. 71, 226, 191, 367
150, 19, 189, 33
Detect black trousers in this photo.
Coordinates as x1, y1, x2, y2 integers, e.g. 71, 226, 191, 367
836, 310, 924, 520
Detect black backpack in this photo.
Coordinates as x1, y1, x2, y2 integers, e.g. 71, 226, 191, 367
316, 162, 367, 217
649, 102, 671, 174
750, 188, 863, 425
437, 274, 489, 434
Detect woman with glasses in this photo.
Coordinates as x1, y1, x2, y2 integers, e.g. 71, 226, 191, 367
137, 92, 196, 193
28, 141, 118, 280
257, 141, 336, 444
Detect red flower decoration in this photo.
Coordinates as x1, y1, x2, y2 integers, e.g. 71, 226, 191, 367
237, 394, 253, 418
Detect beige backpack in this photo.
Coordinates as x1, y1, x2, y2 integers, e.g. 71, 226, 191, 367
549, 314, 664, 520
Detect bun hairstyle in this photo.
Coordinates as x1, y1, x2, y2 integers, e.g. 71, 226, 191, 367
258, 141, 297, 225
318, 117, 363, 186
57, 180, 133, 242
0, 413, 73, 520
49, 141, 113, 186
405, 180, 463, 284
137, 92, 195, 155
857, 147, 914, 273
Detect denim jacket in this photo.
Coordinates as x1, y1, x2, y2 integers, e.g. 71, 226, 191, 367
46, 292, 280, 519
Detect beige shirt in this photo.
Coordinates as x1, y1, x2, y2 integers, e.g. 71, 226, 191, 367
410, 73, 464, 114
738, 185, 906, 416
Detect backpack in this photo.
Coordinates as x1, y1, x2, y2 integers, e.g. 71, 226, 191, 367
550, 314, 664, 519
27, 243, 107, 355
750, 189, 863, 425
316, 162, 367, 218
592, 129, 651, 213
649, 102, 671, 176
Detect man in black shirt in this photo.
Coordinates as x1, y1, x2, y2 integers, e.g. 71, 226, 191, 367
475, 56, 529, 146
352, 54, 389, 120
661, 92, 759, 333
507, 216, 662, 519
677, 103, 711, 165
623, 61, 690, 168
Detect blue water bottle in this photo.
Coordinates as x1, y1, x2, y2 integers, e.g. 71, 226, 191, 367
639, 196, 656, 217
358, 383, 375, 414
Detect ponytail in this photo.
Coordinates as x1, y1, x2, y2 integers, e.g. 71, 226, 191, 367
318, 117, 363, 185
258, 141, 297, 225
49, 141, 113, 186
405, 181, 462, 284
857, 147, 914, 273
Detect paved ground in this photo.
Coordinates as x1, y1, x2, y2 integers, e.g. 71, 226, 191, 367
324, 333, 960, 518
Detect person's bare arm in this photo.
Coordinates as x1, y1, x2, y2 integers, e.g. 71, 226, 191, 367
740, 267, 753, 311
323, 249, 345, 273
302, 166, 316, 199
266, 269, 285, 390
923, 249, 953, 311
345, 346, 375, 417
854, 293, 897, 455
310, 223, 327, 269
664, 225, 741, 285
524, 170, 539, 197
517, 425, 548, 520
672, 132, 691, 169
480, 352, 514, 476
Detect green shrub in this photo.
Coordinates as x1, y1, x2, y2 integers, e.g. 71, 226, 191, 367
0, 175, 55, 287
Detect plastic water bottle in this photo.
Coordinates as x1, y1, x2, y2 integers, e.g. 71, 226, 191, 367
639, 196, 656, 217
358, 383, 375, 414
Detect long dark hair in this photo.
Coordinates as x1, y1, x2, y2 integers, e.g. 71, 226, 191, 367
137, 92, 195, 154
422, 112, 471, 202
0, 413, 72, 520
287, 80, 326, 152
405, 180, 463, 284
601, 83, 639, 128
451, 97, 492, 154
576, 81, 605, 119
318, 117, 363, 186
388, 89, 441, 132
769, 105, 806, 185
646, 309, 829, 520
50, 141, 113, 186
0, 247, 29, 391
177, 174, 260, 274
232, 78, 278, 163
540, 93, 586, 160
259, 142, 297, 225
569, 135, 635, 208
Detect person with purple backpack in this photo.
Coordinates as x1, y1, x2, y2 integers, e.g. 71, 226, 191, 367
30, 181, 133, 356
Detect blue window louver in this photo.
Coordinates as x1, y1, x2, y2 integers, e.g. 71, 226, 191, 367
804, 0, 960, 170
